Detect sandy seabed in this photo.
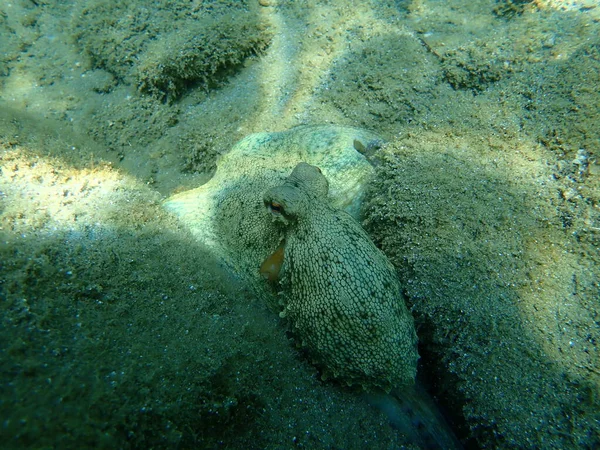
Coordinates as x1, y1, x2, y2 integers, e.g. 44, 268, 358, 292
1, 0, 598, 448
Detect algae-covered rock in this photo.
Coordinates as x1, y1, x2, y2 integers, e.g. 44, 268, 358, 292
363, 131, 600, 448
136, 12, 271, 102
73, 0, 271, 101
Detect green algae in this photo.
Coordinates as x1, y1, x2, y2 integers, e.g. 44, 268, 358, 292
73, 0, 271, 102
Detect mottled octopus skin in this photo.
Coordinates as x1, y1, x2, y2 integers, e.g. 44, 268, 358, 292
263, 163, 418, 391
163, 125, 380, 288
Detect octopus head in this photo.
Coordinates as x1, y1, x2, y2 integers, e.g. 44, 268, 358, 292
263, 162, 328, 225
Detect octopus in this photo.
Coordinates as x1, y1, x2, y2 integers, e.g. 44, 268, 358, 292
263, 162, 419, 391
164, 130, 460, 445
163, 125, 418, 390
163, 125, 381, 287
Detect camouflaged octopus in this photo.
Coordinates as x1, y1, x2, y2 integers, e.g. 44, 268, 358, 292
262, 162, 419, 391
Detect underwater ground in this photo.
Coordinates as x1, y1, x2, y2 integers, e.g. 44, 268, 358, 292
1, 0, 598, 448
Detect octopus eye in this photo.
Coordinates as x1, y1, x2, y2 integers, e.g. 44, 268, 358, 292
315, 166, 322, 173
270, 202, 283, 214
